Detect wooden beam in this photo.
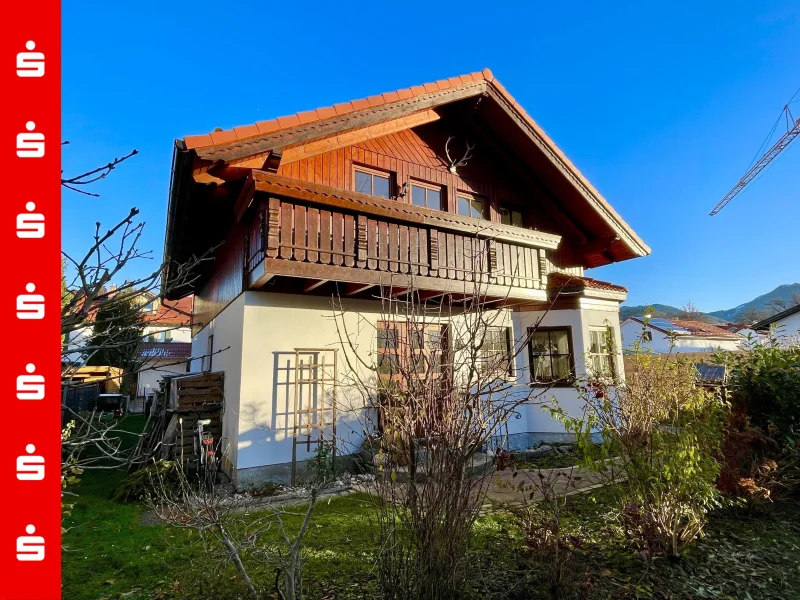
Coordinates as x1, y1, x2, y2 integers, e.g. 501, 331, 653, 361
196, 82, 488, 162
303, 279, 329, 293
260, 258, 548, 303
343, 282, 376, 297
282, 110, 440, 163
579, 235, 619, 255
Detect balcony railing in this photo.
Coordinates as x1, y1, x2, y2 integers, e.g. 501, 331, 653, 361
242, 172, 562, 300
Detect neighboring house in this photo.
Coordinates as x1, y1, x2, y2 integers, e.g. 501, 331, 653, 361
162, 69, 650, 487
620, 317, 741, 353
752, 305, 800, 348
63, 290, 194, 403
135, 296, 194, 401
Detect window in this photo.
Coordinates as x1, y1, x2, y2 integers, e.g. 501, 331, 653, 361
642, 330, 653, 343
457, 194, 485, 219
354, 167, 391, 198
411, 183, 442, 211
478, 327, 513, 377
203, 334, 214, 372
376, 322, 446, 380
588, 328, 617, 377
142, 302, 155, 313
500, 206, 523, 227
528, 327, 574, 385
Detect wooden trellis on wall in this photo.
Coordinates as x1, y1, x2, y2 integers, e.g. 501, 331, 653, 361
291, 348, 338, 485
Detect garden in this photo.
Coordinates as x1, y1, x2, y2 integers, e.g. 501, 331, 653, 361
62, 325, 800, 600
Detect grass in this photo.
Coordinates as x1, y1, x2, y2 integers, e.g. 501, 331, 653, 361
63, 420, 800, 599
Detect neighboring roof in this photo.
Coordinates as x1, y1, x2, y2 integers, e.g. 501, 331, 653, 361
139, 342, 192, 360
752, 304, 800, 330
627, 317, 740, 339
548, 273, 628, 294
165, 69, 650, 296
142, 296, 193, 327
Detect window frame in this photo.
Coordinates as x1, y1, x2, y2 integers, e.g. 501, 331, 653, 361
409, 179, 444, 211
456, 192, 487, 220
527, 326, 576, 387
587, 327, 618, 378
353, 165, 393, 199
499, 205, 524, 227
204, 334, 214, 373
478, 326, 514, 379
376, 321, 448, 383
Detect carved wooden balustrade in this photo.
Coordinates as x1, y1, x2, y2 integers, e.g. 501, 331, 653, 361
242, 172, 561, 301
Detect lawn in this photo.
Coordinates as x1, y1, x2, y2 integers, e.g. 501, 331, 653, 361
63, 418, 800, 599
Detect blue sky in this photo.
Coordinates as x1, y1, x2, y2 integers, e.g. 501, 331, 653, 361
62, 0, 799, 311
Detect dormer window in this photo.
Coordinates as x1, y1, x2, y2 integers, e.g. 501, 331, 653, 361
354, 167, 391, 199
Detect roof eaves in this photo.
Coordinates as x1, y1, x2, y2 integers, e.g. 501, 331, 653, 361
752, 304, 800, 330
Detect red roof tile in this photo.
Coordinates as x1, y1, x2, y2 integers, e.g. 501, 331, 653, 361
548, 273, 628, 294
142, 296, 193, 327
669, 320, 741, 339
139, 342, 192, 360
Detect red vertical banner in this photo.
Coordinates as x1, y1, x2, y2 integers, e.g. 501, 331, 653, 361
1, 2, 61, 599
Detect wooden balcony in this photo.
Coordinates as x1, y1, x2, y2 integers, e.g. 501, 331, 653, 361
241, 172, 562, 302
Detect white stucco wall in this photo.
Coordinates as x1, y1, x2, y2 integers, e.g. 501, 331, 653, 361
143, 324, 192, 343
190, 293, 246, 474
191, 291, 626, 476
771, 312, 800, 347
136, 358, 190, 397
508, 297, 625, 436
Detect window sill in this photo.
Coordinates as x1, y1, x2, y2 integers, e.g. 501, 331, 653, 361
529, 381, 575, 389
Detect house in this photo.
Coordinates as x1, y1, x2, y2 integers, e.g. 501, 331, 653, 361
620, 317, 741, 353
62, 289, 194, 408
162, 69, 650, 487
134, 295, 194, 405
752, 305, 800, 348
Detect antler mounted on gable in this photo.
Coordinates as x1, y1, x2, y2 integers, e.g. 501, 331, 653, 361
444, 136, 475, 174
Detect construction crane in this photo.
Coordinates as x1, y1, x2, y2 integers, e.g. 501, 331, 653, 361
710, 89, 800, 216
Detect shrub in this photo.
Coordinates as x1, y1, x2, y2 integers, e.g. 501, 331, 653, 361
551, 325, 727, 558
715, 339, 800, 437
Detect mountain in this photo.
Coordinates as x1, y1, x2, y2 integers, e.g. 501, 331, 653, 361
620, 303, 689, 322
620, 283, 800, 325
708, 283, 800, 322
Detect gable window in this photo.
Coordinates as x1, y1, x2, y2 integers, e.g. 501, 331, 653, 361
411, 182, 442, 211
500, 206, 523, 227
457, 194, 485, 219
478, 327, 513, 377
528, 327, 574, 385
355, 167, 391, 199
588, 328, 617, 377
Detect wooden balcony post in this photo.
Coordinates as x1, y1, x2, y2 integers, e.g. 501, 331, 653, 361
266, 197, 280, 258
356, 215, 368, 268
487, 239, 498, 280
429, 227, 439, 273
538, 249, 548, 289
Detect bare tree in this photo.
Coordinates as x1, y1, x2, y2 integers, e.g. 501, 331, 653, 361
146, 445, 326, 600
330, 274, 561, 600
678, 300, 705, 321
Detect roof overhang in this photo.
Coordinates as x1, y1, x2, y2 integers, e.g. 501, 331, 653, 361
163, 70, 650, 297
